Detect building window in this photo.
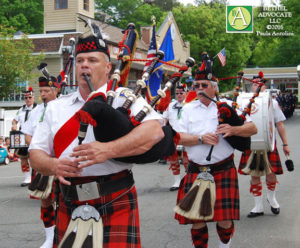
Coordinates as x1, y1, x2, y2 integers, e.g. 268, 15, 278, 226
55, 0, 68, 9
83, 0, 89, 11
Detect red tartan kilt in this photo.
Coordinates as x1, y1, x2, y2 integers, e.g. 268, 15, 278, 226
238, 144, 283, 175
175, 165, 240, 224
55, 183, 141, 248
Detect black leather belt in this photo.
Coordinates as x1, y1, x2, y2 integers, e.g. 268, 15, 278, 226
188, 155, 234, 174
60, 170, 134, 203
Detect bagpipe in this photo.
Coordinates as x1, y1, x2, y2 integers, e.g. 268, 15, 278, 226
76, 57, 195, 164
174, 66, 263, 221
75, 22, 195, 164
37, 35, 76, 95
200, 90, 250, 157
106, 23, 138, 106
196, 53, 251, 161
204, 71, 272, 161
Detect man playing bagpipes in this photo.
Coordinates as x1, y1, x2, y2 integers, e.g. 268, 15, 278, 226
12, 87, 37, 187
238, 73, 291, 218
163, 84, 189, 191
22, 76, 59, 248
28, 22, 165, 248
173, 59, 257, 248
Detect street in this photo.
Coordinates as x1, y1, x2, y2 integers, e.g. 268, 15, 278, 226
0, 110, 299, 248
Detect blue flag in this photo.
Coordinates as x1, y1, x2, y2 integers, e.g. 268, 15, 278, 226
146, 24, 175, 102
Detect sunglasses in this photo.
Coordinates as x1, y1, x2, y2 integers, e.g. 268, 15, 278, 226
194, 83, 208, 89
24, 97, 32, 99
175, 92, 184, 95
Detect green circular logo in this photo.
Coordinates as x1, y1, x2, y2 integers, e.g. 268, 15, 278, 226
228, 7, 251, 30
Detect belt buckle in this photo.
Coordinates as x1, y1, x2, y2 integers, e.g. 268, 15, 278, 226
197, 167, 215, 183
76, 181, 100, 202
199, 166, 209, 173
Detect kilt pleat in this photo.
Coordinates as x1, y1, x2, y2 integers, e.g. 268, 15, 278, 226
175, 165, 240, 224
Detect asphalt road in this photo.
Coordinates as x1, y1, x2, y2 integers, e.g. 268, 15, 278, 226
0, 110, 299, 248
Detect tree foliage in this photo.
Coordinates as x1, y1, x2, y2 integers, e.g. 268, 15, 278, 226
0, 26, 44, 98
95, 0, 166, 35
173, 3, 254, 91
250, 1, 300, 67
0, 0, 43, 34
95, 0, 298, 91
95, 0, 144, 27
152, 0, 180, 11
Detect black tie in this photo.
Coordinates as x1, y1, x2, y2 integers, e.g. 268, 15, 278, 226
25, 109, 29, 122
173, 103, 182, 117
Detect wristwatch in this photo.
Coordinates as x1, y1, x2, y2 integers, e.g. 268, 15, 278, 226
198, 135, 203, 144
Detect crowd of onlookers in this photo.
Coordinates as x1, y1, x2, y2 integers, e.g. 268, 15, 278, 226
275, 91, 298, 119
0, 136, 19, 163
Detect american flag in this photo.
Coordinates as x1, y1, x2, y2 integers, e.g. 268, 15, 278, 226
143, 25, 157, 74
217, 48, 226, 67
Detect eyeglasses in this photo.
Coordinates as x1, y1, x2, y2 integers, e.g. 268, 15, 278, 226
194, 83, 208, 89
24, 97, 32, 99
175, 92, 184, 95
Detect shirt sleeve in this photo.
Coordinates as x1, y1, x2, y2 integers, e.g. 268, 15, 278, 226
273, 99, 286, 123
162, 107, 169, 119
14, 108, 22, 122
29, 107, 54, 156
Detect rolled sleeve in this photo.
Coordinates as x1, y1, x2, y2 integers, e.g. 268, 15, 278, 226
29, 110, 54, 156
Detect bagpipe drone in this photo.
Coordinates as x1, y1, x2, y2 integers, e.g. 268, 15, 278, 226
74, 21, 195, 164
195, 53, 251, 161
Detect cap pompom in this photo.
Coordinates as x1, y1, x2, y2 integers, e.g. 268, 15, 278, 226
258, 71, 264, 78
28, 87, 33, 92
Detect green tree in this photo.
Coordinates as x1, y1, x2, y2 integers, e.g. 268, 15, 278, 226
0, 0, 43, 34
173, 3, 254, 91
272, 0, 300, 66
95, 0, 144, 27
153, 0, 180, 11
125, 4, 165, 31
0, 26, 44, 98
194, 0, 227, 5
95, 0, 165, 34
250, 0, 300, 67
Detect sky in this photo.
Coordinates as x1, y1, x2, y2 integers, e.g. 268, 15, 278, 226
178, 0, 266, 6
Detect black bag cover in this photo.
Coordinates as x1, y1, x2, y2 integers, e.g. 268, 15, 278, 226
217, 102, 251, 152
77, 94, 176, 164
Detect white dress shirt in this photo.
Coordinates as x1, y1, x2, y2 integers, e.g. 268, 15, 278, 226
22, 104, 46, 136
163, 100, 184, 132
29, 84, 162, 176
14, 104, 36, 129
177, 99, 251, 165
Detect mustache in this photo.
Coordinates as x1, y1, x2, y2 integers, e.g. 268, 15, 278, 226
197, 90, 205, 96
